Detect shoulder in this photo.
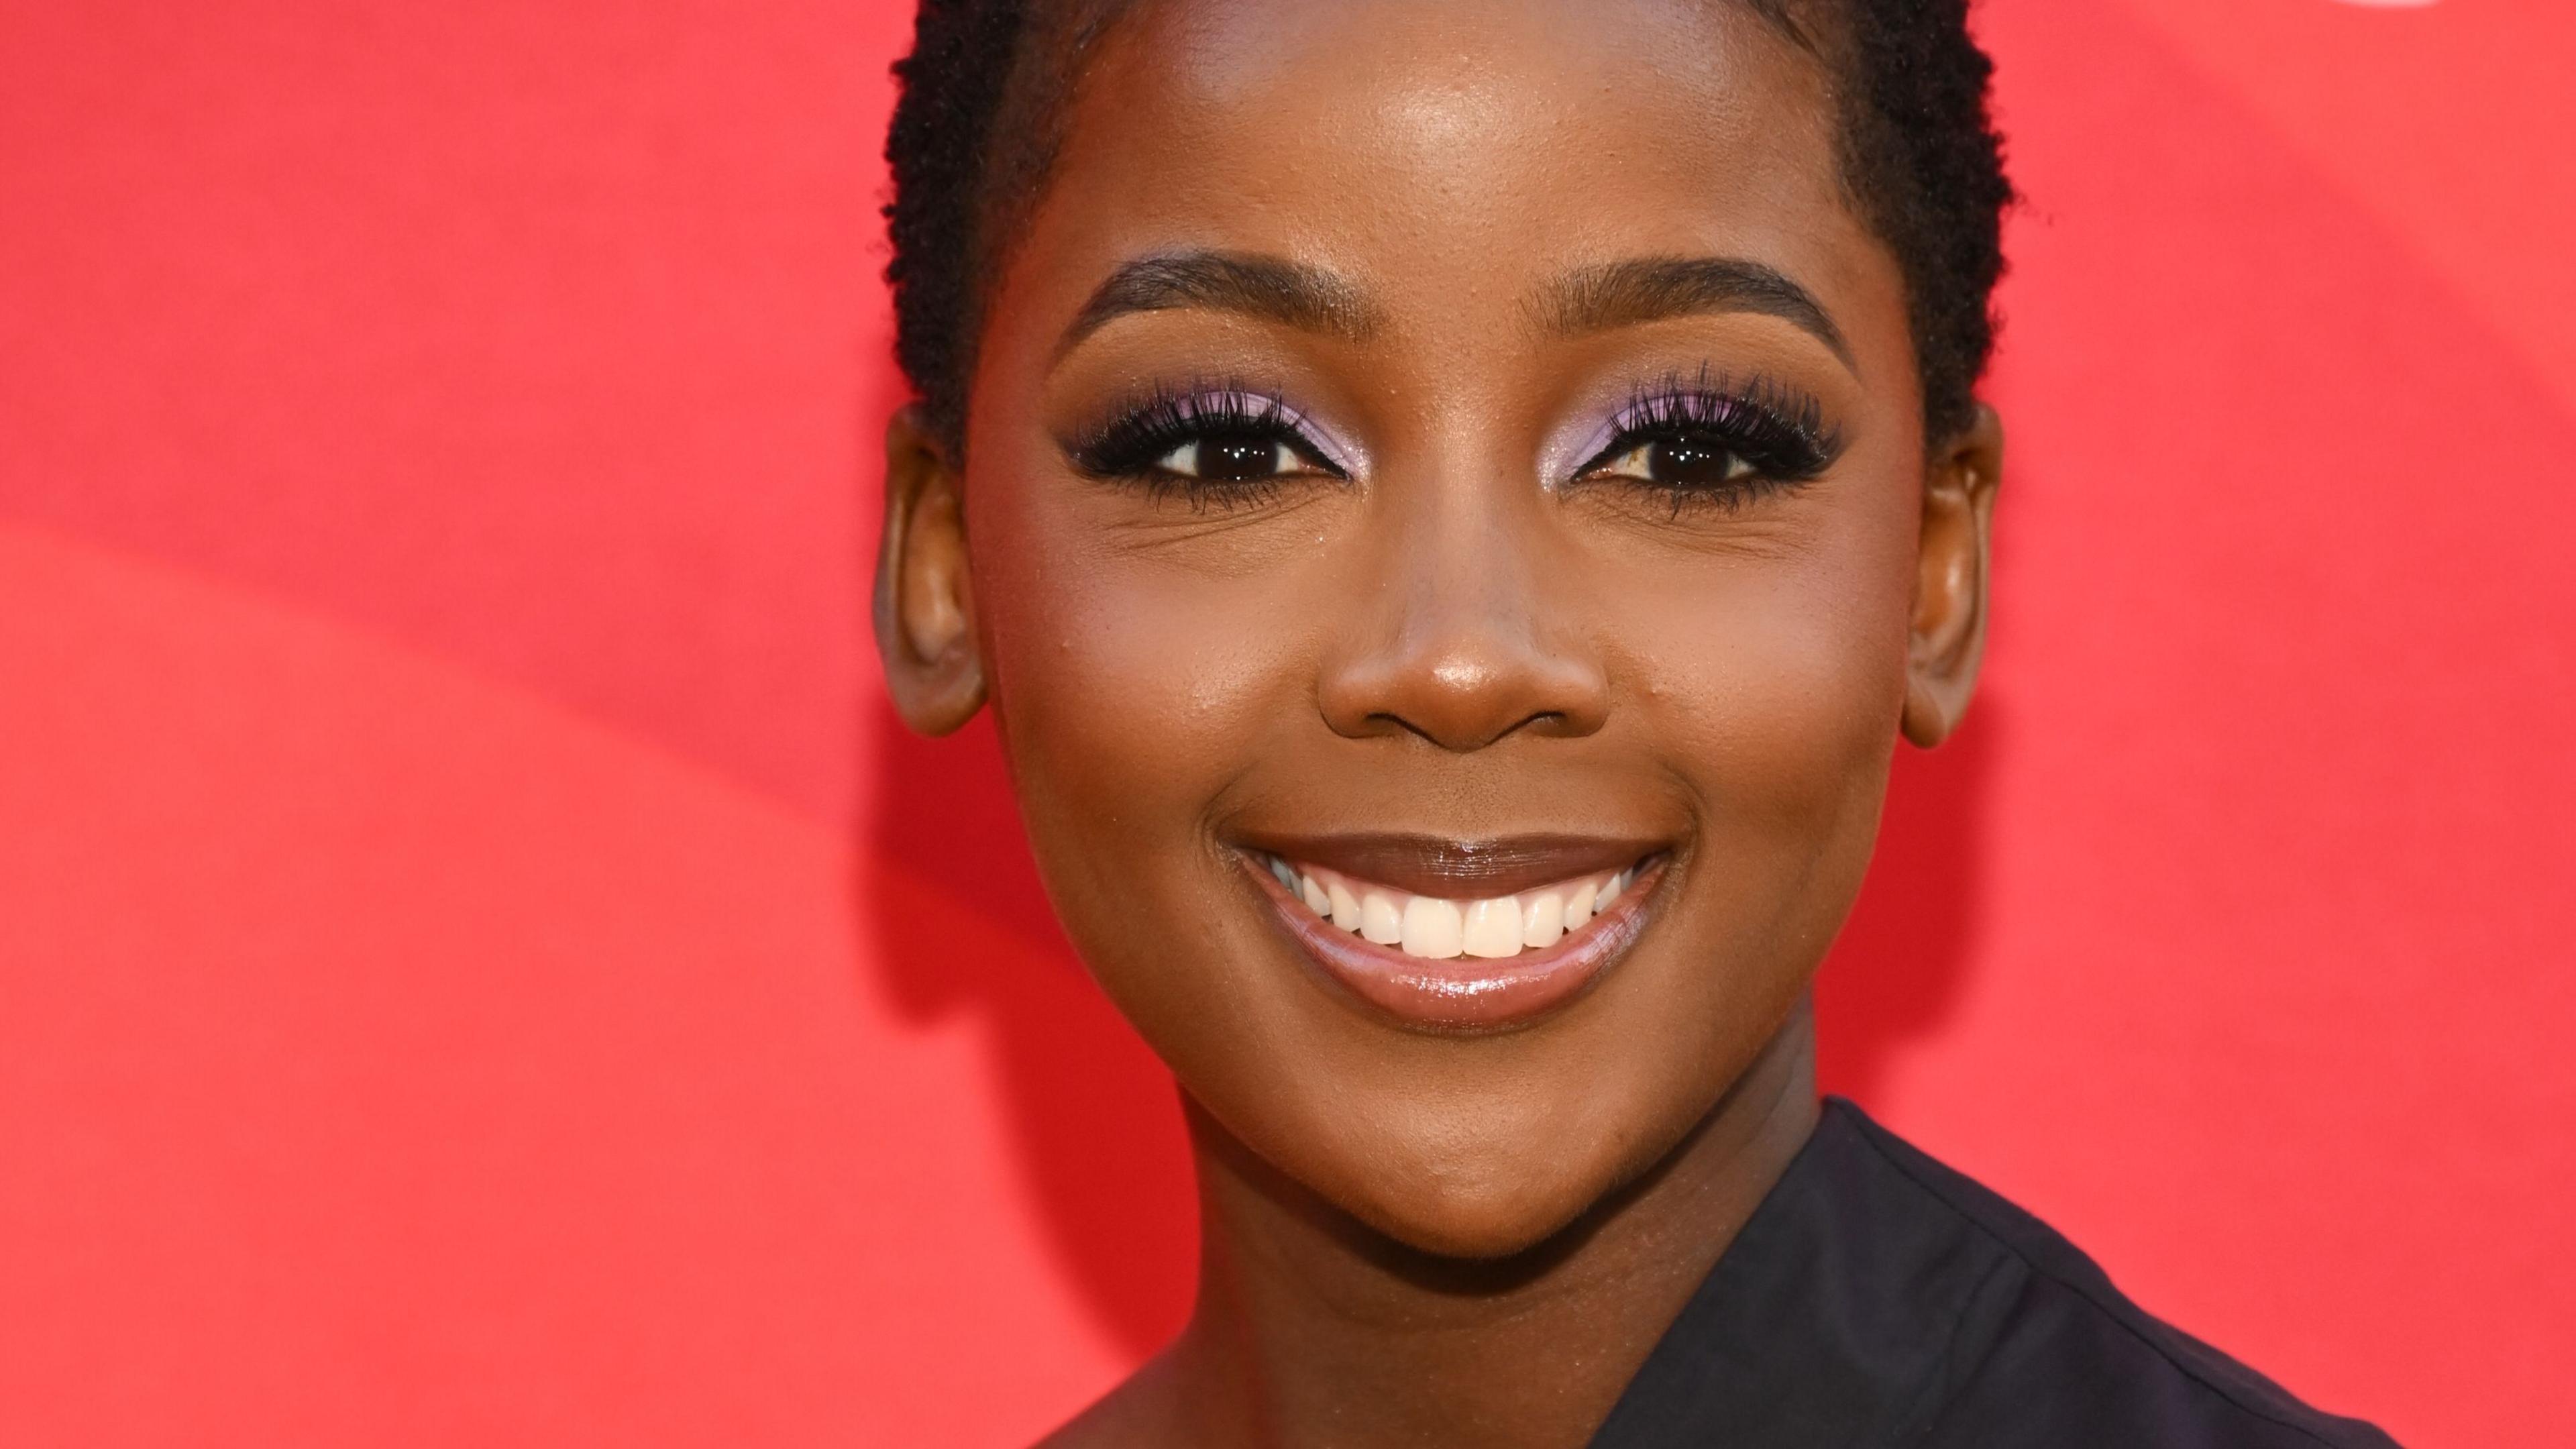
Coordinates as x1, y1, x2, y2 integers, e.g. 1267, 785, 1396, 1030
1827, 1102, 2402, 1449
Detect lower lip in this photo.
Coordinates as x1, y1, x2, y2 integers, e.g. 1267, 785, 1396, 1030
1247, 857, 1662, 1032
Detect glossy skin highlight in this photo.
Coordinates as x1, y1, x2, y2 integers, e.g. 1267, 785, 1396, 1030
875, 1, 2002, 1444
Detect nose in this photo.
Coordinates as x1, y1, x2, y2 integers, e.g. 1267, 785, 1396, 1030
1317, 478, 1611, 751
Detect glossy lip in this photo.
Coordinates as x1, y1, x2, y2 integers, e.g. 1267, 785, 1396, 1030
1241, 847, 1668, 1033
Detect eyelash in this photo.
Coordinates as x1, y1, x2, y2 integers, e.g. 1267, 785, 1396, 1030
1065, 384, 1346, 508
1063, 370, 1843, 513
1572, 370, 1845, 513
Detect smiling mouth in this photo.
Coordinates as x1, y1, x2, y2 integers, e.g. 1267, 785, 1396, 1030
1262, 855, 1641, 959
1242, 839, 1665, 1030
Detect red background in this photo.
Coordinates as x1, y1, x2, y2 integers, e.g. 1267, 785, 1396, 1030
3, 1, 2571, 1443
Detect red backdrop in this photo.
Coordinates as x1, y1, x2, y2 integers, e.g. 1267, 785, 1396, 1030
3, 1, 2570, 1443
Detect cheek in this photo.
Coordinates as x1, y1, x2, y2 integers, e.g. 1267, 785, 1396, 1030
1613, 490, 1921, 969
959, 464, 1304, 920
1634, 515, 1916, 812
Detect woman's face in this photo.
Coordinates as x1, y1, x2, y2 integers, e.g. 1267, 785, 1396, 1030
881, 0, 1997, 1257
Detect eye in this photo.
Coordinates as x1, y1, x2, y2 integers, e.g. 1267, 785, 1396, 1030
1566, 374, 1845, 507
1157, 431, 1310, 483
1068, 384, 1351, 496
1587, 433, 1758, 487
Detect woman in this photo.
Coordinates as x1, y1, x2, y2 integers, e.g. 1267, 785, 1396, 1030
870, 0, 2398, 1444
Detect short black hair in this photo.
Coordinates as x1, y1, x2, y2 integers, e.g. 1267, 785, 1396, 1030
883, 0, 2010, 451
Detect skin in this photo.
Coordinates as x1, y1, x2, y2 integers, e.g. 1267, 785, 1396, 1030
875, 1, 2002, 1444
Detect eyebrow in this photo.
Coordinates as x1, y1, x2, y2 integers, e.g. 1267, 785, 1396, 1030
1536, 256, 1856, 371
1057, 250, 1381, 360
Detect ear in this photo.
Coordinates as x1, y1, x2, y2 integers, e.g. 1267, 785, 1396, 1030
1901, 404, 2004, 748
873, 406, 987, 735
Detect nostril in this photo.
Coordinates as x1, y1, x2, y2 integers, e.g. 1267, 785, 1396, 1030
1324, 639, 1613, 748
1355, 704, 1583, 753
1317, 591, 1611, 748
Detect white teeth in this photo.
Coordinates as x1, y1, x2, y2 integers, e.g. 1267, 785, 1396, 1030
1360, 891, 1404, 945
1301, 873, 1332, 917
1522, 891, 1565, 949
1461, 898, 1521, 959
1564, 879, 1597, 930
1327, 879, 1362, 930
1401, 896, 1464, 959
1274, 858, 1646, 961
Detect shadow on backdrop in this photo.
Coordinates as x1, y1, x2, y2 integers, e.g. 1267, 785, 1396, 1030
861, 708, 1201, 1357
1813, 709, 1997, 1105
857, 696, 1996, 1358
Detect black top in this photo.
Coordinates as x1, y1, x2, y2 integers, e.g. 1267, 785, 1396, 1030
1589, 1099, 2400, 1448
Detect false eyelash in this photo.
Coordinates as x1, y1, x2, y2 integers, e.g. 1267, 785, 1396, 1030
1577, 368, 1845, 505
1064, 382, 1346, 505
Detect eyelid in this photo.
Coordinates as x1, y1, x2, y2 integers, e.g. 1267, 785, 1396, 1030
1065, 381, 1362, 480
1558, 370, 1843, 483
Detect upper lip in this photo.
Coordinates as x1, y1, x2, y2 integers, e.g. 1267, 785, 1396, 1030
1236, 831, 1665, 899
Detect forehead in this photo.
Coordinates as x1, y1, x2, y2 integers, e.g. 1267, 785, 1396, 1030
1006, 0, 1873, 332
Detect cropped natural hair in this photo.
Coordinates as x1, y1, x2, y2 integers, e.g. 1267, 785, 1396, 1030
883, 0, 2011, 450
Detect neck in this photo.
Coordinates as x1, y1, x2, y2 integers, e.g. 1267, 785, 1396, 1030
1152, 1003, 1820, 1449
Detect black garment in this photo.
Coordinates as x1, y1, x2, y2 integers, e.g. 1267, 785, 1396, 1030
1589, 1099, 2398, 1448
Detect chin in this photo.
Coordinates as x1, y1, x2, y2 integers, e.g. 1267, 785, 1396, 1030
1337, 1137, 1624, 1263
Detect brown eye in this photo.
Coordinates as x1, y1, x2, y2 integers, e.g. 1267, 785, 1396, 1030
1155, 431, 1318, 482
1595, 434, 1756, 486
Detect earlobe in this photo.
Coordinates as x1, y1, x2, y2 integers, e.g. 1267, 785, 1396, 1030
873, 406, 987, 736
1902, 405, 2003, 749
